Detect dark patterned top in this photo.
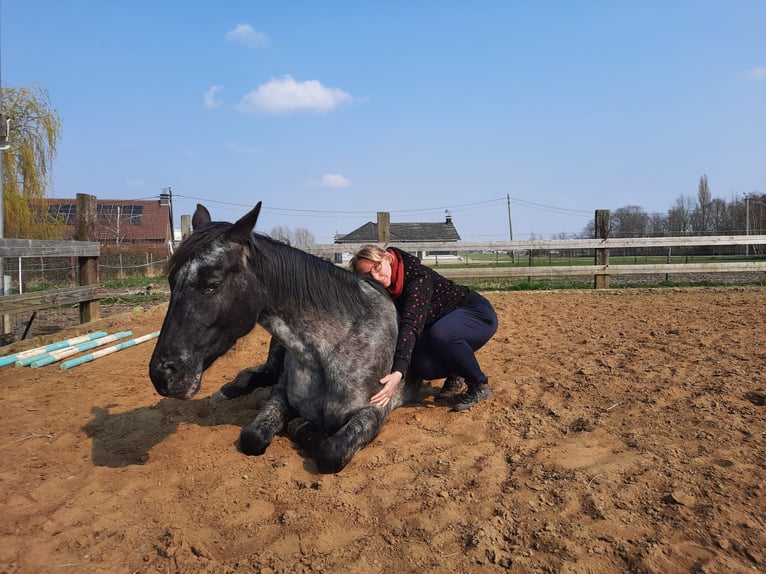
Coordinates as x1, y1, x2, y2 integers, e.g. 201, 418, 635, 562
388, 247, 469, 375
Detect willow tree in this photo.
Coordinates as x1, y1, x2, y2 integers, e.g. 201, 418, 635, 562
2, 85, 63, 238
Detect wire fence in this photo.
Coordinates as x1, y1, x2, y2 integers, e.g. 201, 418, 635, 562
1, 246, 169, 344
2, 247, 168, 292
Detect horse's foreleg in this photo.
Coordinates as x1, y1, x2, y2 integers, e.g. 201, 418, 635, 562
296, 406, 386, 474
215, 338, 286, 400
239, 385, 291, 456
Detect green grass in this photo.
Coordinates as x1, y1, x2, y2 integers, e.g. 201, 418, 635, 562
99, 292, 169, 306
455, 274, 765, 291
101, 276, 166, 289
435, 253, 766, 268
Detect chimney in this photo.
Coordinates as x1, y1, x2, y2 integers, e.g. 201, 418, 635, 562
445, 209, 452, 224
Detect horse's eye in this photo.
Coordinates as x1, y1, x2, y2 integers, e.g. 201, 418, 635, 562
203, 281, 223, 294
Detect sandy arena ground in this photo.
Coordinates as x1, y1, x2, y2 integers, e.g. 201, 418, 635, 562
0, 288, 764, 573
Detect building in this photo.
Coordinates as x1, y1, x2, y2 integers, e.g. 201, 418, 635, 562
334, 213, 461, 260
45, 198, 173, 246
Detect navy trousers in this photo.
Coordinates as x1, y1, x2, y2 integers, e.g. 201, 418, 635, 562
409, 292, 498, 385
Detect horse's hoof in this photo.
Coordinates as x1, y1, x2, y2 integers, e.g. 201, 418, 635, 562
315, 441, 352, 474
239, 425, 271, 456
287, 418, 329, 454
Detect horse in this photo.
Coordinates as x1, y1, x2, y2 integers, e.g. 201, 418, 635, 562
149, 202, 417, 473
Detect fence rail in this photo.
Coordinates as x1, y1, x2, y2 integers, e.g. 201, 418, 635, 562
0, 239, 101, 258
311, 234, 766, 284
310, 234, 766, 255
0, 285, 101, 315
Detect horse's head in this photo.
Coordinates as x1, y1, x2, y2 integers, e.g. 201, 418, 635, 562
149, 203, 265, 399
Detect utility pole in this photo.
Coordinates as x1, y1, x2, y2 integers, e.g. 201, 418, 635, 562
506, 194, 515, 262
167, 186, 175, 235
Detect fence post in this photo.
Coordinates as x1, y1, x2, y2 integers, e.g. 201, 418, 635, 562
377, 212, 390, 244
181, 214, 192, 240
594, 210, 610, 289
75, 193, 100, 322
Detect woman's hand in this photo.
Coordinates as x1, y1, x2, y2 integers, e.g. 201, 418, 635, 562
369, 371, 403, 408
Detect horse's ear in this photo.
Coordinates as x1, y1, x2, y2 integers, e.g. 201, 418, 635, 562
227, 202, 262, 241
192, 204, 212, 230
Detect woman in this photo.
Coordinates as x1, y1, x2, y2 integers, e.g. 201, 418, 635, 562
350, 245, 498, 412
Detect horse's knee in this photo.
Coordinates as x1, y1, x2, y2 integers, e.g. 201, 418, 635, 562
239, 423, 272, 456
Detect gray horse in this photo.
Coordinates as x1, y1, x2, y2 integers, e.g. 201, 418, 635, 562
149, 202, 417, 473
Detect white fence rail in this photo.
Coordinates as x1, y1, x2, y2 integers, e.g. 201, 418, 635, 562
308, 235, 766, 284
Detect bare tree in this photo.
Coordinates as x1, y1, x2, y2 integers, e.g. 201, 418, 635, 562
691, 174, 712, 233
667, 195, 694, 235
646, 212, 668, 236
293, 227, 316, 251
270, 225, 292, 245
708, 198, 729, 233
611, 205, 648, 238
98, 204, 142, 244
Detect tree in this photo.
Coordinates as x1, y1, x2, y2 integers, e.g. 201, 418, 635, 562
666, 195, 694, 235
2, 85, 63, 238
270, 225, 292, 245
293, 227, 316, 251
691, 174, 712, 233
646, 212, 668, 237
611, 205, 648, 238
269, 225, 316, 251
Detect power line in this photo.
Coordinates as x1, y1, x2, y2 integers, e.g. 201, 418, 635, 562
173, 193, 590, 219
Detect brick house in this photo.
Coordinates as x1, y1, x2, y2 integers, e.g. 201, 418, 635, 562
45, 198, 173, 246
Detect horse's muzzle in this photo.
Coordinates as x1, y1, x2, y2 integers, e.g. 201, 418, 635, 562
149, 359, 202, 400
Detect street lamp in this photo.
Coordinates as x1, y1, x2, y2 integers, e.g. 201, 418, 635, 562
745, 194, 750, 257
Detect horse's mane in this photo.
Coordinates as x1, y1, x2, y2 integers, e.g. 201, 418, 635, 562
249, 233, 382, 313
166, 223, 384, 313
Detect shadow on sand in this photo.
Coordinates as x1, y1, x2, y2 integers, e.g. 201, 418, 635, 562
82, 382, 448, 469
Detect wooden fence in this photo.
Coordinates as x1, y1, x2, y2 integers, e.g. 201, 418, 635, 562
0, 238, 101, 324
0, 194, 102, 336
310, 234, 766, 287
1, 228, 764, 337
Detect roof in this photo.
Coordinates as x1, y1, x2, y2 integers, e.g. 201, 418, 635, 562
45, 198, 172, 244
336, 219, 461, 243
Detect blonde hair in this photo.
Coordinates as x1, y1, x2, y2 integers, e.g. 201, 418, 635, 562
350, 244, 390, 272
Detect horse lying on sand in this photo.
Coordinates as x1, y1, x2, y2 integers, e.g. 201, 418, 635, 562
149, 202, 419, 473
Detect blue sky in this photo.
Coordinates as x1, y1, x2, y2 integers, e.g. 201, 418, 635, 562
4, 1, 765, 242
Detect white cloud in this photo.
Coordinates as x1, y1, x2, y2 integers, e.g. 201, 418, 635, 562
226, 23, 268, 48
321, 173, 351, 188
746, 66, 766, 80
237, 75, 352, 114
203, 85, 223, 109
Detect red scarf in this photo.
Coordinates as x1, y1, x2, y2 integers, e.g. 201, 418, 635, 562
386, 249, 404, 299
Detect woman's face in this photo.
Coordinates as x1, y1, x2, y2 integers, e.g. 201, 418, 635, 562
354, 256, 392, 288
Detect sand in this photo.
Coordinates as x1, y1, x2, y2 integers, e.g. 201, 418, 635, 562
0, 288, 764, 573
